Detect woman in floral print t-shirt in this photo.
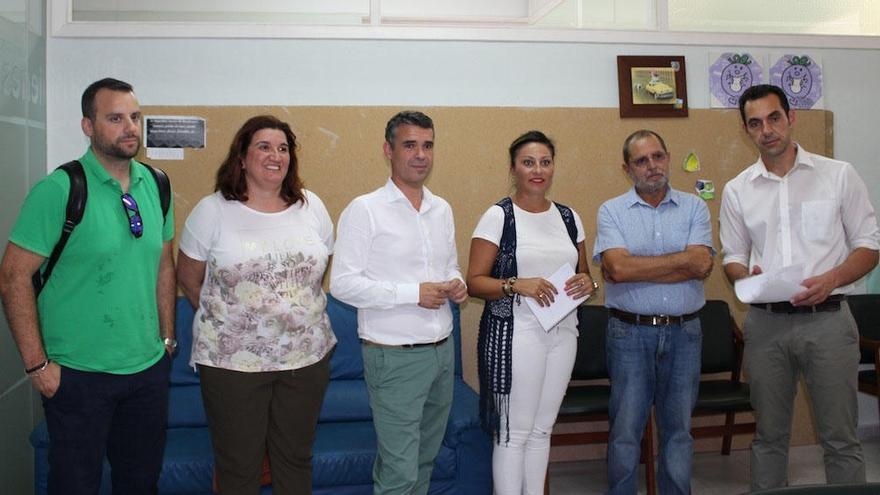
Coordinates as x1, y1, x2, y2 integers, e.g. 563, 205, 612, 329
177, 115, 335, 494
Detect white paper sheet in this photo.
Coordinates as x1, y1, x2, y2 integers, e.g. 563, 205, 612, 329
146, 147, 184, 160
525, 263, 587, 332
734, 263, 806, 304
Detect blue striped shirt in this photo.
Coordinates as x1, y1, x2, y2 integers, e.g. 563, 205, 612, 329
593, 187, 714, 315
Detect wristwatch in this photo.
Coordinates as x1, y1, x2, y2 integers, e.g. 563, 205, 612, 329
163, 337, 178, 351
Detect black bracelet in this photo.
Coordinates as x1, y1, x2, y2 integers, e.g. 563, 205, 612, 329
25, 359, 51, 375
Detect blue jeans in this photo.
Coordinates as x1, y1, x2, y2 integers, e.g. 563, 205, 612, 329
42, 353, 171, 495
606, 317, 701, 495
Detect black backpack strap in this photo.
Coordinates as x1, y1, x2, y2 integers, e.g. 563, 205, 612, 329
32, 161, 87, 295
142, 163, 171, 223
31, 161, 171, 295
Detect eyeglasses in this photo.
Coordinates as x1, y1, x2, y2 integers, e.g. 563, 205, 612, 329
120, 193, 144, 238
629, 151, 669, 168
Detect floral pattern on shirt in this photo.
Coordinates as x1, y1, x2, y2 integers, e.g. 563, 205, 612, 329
194, 251, 336, 372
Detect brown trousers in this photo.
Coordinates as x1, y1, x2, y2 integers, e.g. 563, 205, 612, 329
199, 350, 332, 495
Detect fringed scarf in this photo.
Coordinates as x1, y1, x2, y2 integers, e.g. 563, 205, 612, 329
477, 197, 579, 443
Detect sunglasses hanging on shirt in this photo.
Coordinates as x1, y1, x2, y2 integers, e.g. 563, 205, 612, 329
120, 193, 144, 238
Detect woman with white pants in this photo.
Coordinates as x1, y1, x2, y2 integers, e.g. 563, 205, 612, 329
467, 130, 598, 494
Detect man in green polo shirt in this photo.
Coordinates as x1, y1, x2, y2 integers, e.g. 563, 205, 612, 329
0, 78, 176, 495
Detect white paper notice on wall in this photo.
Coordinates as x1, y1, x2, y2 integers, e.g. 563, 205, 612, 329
147, 147, 185, 160
144, 115, 206, 161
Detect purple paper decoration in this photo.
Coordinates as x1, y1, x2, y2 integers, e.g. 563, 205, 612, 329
770, 55, 823, 109
710, 53, 763, 108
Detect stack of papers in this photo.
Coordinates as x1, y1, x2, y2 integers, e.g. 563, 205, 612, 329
525, 264, 588, 332
734, 264, 806, 304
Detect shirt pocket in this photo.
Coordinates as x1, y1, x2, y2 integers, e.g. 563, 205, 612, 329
801, 200, 837, 242
663, 219, 692, 253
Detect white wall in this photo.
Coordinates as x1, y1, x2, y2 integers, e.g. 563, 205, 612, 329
46, 38, 880, 199
46, 36, 880, 431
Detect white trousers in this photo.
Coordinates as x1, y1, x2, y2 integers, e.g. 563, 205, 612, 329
492, 324, 577, 495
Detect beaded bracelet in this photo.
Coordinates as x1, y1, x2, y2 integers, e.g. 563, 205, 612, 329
501, 277, 517, 297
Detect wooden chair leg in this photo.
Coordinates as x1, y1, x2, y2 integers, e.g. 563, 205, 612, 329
721, 411, 735, 455
544, 465, 550, 495
875, 393, 880, 422
642, 411, 657, 495
875, 354, 880, 420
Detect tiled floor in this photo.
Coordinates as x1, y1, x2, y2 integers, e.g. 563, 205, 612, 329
547, 436, 880, 494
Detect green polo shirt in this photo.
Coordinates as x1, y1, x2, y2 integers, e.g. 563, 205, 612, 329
10, 149, 174, 374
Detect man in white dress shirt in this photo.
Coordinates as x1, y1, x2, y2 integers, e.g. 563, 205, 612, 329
330, 111, 468, 495
720, 84, 879, 490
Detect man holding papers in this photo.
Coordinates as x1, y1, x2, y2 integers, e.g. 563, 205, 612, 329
594, 129, 714, 495
720, 84, 879, 491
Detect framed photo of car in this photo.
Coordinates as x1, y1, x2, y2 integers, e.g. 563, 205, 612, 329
617, 55, 688, 118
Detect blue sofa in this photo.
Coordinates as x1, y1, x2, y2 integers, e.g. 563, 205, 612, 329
30, 295, 492, 494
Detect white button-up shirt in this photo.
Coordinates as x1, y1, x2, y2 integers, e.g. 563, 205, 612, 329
330, 179, 463, 345
720, 145, 880, 294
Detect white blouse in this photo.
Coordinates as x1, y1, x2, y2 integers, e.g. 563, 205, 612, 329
472, 202, 585, 333
179, 190, 336, 372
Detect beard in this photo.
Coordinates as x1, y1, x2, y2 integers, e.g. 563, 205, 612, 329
92, 133, 140, 160
630, 172, 669, 195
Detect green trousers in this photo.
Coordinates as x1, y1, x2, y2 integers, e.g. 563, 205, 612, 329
362, 337, 454, 495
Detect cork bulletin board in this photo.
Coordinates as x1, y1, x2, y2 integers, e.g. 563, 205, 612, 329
142, 105, 832, 453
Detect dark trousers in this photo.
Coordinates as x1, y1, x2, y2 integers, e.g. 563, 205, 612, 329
42, 352, 172, 495
199, 350, 332, 495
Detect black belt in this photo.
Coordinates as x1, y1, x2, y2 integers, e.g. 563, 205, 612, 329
609, 308, 699, 327
360, 337, 449, 349
751, 294, 844, 314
